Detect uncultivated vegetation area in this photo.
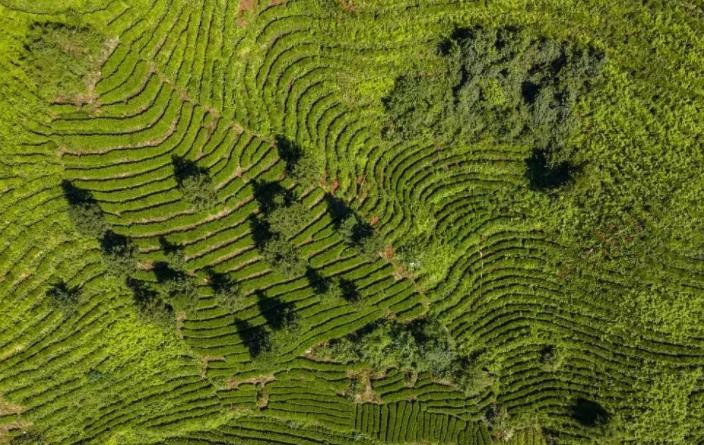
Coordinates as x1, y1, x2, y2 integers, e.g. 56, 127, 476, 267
0, 0, 703, 444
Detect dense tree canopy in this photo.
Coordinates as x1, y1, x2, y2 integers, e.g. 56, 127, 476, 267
384, 26, 604, 166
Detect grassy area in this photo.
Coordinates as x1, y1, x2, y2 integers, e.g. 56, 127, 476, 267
0, 0, 702, 444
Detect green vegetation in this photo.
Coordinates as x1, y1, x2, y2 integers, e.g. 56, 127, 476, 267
384, 27, 603, 159
0, 0, 702, 444
314, 317, 477, 391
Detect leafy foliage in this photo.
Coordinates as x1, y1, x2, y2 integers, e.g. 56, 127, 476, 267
207, 268, 242, 311
315, 317, 475, 390
337, 213, 384, 260
267, 201, 310, 239
126, 278, 174, 325
276, 135, 322, 184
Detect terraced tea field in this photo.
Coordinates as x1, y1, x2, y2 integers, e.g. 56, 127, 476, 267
1, 0, 703, 444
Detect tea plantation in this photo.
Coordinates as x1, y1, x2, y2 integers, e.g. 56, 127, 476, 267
0, 0, 703, 444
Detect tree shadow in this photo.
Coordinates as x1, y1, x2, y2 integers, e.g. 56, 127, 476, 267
275, 135, 303, 175
351, 220, 374, 244
158, 236, 183, 256
60, 180, 95, 205
235, 319, 271, 358
305, 266, 329, 294
324, 194, 351, 227
338, 278, 360, 303
438, 27, 473, 55
205, 267, 238, 294
101, 230, 131, 253
126, 277, 158, 306
125, 277, 173, 319
47, 280, 80, 308
256, 291, 297, 331
521, 81, 540, 104
171, 155, 208, 183
570, 398, 610, 427
539, 344, 557, 364
252, 180, 293, 214
153, 261, 184, 283
525, 149, 575, 191
249, 215, 273, 249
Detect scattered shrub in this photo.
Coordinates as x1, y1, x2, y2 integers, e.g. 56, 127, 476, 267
159, 236, 187, 270
275, 135, 322, 184
337, 213, 384, 259
126, 278, 173, 324
9, 429, 46, 445
253, 180, 293, 215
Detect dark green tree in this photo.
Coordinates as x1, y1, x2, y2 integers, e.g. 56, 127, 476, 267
267, 201, 310, 239
383, 26, 604, 166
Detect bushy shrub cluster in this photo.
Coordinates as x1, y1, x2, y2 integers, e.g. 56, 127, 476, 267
315, 317, 476, 391
383, 26, 604, 164
23, 21, 106, 99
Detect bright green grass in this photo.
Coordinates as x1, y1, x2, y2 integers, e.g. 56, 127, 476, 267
0, 1, 703, 444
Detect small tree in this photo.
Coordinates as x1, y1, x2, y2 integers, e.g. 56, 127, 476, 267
338, 214, 359, 245
207, 269, 242, 311
291, 153, 322, 185
68, 201, 109, 237
126, 278, 174, 325
261, 236, 307, 278
153, 262, 199, 313
46, 281, 80, 312
101, 231, 138, 277
179, 173, 218, 211
172, 156, 218, 211
266, 201, 310, 239
160, 274, 199, 313
360, 232, 384, 260
61, 180, 108, 238
159, 236, 187, 270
